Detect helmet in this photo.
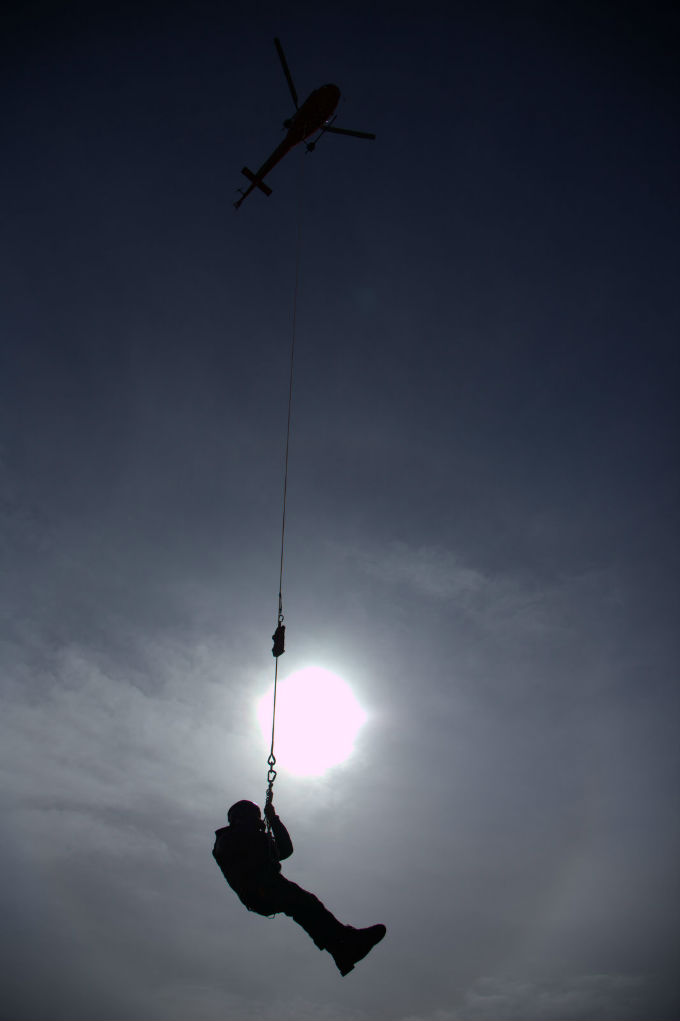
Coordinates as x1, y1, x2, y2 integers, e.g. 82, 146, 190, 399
228, 800, 261, 825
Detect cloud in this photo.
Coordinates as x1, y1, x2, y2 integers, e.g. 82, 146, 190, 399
349, 541, 489, 602
339, 539, 615, 638
402, 973, 646, 1021
142, 988, 370, 1021
0, 631, 262, 872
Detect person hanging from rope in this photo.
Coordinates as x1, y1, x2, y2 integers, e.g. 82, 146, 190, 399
212, 799, 386, 975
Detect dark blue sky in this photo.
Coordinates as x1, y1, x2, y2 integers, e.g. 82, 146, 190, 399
2, 2, 678, 1018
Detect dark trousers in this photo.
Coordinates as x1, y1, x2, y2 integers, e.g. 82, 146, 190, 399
238, 875, 346, 951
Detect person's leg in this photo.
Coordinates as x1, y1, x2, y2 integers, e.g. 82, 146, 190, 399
239, 877, 386, 975
269, 878, 347, 950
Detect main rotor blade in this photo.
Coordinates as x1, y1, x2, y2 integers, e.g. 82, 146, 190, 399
274, 37, 298, 109
323, 125, 376, 140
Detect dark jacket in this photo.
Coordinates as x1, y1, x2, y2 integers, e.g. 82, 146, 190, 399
213, 815, 294, 897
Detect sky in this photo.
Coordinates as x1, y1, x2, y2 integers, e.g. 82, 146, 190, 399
1, 1, 679, 1018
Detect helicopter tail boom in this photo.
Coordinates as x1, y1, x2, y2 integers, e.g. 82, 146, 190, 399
241, 166, 273, 197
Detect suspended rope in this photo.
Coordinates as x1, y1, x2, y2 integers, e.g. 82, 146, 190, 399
264, 159, 304, 835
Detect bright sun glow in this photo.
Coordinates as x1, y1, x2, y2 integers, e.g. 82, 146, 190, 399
257, 666, 367, 777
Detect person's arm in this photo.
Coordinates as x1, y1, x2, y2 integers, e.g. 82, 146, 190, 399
264, 803, 294, 860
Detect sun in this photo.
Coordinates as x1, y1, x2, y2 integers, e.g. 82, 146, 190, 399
257, 666, 367, 777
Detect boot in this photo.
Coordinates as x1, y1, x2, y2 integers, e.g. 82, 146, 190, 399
330, 924, 386, 976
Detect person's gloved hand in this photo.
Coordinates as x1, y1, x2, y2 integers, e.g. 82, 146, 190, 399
264, 801, 276, 823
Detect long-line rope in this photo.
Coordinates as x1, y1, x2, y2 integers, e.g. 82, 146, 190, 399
264, 159, 304, 832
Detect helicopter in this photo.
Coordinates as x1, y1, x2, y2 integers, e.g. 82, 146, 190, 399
234, 38, 376, 209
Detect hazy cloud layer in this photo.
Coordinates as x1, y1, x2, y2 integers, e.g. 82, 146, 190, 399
2, 2, 678, 1019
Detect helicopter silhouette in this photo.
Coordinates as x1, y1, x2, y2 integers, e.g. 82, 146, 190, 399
234, 38, 376, 209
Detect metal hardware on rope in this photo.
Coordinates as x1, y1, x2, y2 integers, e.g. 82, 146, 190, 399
265, 760, 276, 824
272, 622, 285, 658
264, 653, 280, 840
